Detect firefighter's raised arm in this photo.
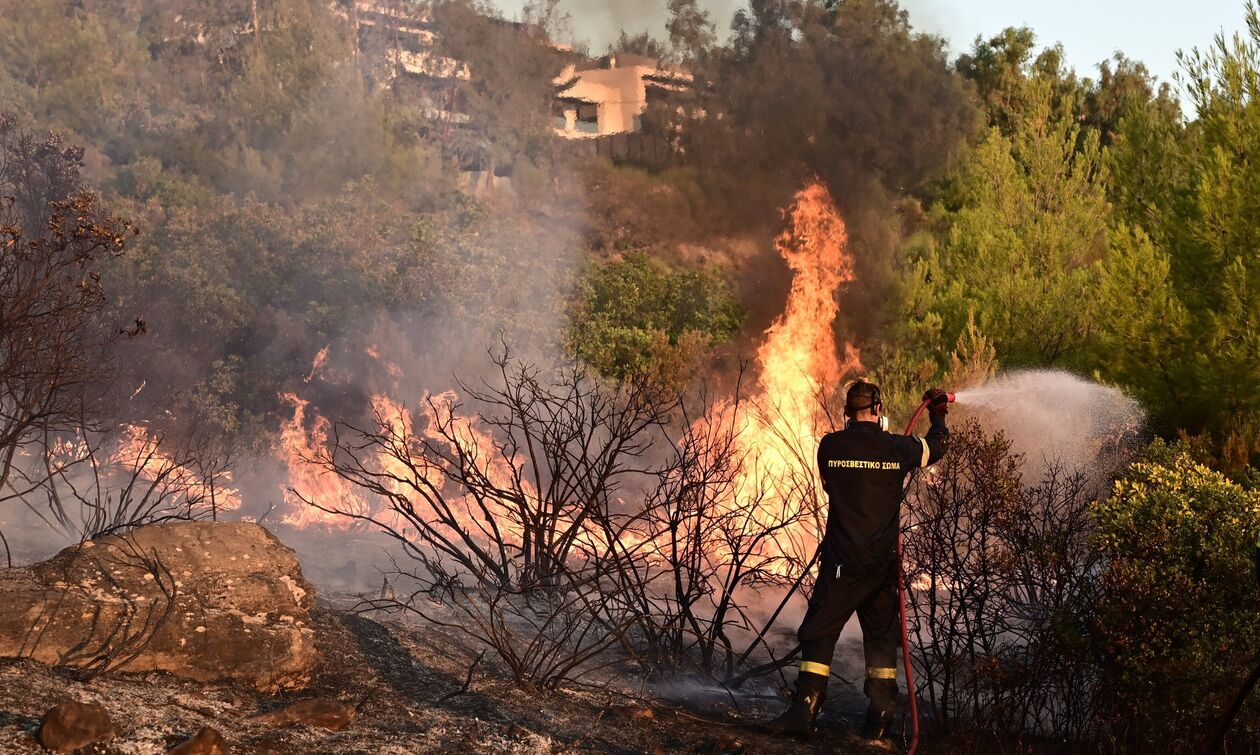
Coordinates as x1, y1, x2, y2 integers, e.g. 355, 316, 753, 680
920, 387, 950, 466
895, 388, 950, 469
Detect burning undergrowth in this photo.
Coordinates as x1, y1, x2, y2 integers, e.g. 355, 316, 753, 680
0, 174, 1155, 751
248, 180, 1147, 749
0, 181, 883, 752
256, 181, 862, 689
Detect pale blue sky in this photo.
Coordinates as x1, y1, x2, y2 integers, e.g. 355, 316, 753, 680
495, 0, 1254, 101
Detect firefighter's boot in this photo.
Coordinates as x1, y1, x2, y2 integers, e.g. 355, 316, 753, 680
759, 671, 827, 737
859, 703, 897, 740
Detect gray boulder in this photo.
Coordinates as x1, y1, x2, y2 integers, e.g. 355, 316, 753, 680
0, 521, 320, 691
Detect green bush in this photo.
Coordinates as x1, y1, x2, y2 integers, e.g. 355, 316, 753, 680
1093, 442, 1260, 750
567, 252, 742, 383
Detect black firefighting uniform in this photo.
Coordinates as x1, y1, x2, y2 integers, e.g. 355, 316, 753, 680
796, 414, 948, 714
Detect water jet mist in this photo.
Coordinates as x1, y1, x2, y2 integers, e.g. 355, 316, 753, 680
951, 369, 1145, 481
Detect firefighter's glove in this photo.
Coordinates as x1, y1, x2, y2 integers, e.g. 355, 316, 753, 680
923, 388, 950, 416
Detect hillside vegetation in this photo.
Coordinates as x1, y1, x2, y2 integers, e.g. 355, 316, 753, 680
1, 1, 1259, 752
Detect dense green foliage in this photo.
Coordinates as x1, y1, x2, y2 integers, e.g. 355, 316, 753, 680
568, 252, 742, 382
1104, 14, 1260, 452
107, 187, 443, 442
907, 80, 1110, 368
677, 0, 978, 219
884, 12, 1259, 467
1094, 442, 1260, 747
0, 0, 586, 443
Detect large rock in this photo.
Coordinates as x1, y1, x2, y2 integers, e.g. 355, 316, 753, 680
0, 521, 320, 691
37, 701, 114, 752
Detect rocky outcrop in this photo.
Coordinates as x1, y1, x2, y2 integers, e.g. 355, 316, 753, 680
0, 521, 320, 691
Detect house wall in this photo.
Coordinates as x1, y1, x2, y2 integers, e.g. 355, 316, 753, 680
555, 65, 655, 136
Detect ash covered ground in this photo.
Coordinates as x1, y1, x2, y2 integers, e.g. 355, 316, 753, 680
0, 596, 892, 754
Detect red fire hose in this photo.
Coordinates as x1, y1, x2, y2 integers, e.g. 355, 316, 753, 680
899, 393, 953, 755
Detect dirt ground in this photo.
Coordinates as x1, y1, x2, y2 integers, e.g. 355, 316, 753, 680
0, 601, 905, 755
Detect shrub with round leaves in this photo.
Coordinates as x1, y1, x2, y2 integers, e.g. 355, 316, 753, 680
1093, 441, 1260, 750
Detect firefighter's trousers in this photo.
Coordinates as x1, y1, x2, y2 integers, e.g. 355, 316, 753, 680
796, 560, 900, 715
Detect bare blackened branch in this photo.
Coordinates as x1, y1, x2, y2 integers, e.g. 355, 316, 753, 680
902, 421, 1103, 743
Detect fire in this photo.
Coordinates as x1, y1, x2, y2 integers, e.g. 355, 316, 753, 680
365, 344, 403, 381
279, 389, 538, 536
113, 424, 242, 514
276, 392, 369, 529
304, 345, 330, 384
274, 181, 861, 568
760, 182, 862, 407
718, 181, 863, 565
371, 392, 537, 544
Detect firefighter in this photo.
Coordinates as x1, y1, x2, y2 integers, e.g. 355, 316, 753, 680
760, 381, 949, 741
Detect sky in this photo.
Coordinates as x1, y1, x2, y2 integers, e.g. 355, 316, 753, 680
493, 0, 1254, 97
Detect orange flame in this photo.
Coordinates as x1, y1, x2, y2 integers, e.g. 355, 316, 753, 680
276, 393, 369, 529
375, 392, 537, 544
365, 344, 403, 381
112, 424, 242, 514
304, 345, 331, 384
760, 182, 862, 408
717, 181, 863, 567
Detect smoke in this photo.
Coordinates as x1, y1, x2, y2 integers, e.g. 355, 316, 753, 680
0, 1, 587, 566
952, 369, 1146, 482
494, 0, 742, 53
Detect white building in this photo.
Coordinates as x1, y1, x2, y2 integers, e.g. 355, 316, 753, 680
553, 54, 692, 138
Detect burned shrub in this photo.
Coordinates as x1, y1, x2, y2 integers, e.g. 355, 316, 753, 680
0, 119, 226, 553
298, 354, 674, 688
902, 421, 1104, 746
303, 353, 825, 689
5, 421, 238, 551
612, 389, 821, 680
0, 115, 138, 558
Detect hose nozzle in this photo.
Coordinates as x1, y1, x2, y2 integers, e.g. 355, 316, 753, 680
906, 389, 952, 434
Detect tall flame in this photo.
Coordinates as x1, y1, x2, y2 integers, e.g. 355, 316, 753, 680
720, 181, 863, 565
304, 345, 330, 384
276, 392, 369, 529
759, 181, 862, 411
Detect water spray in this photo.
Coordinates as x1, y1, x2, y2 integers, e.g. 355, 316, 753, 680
899, 389, 955, 755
